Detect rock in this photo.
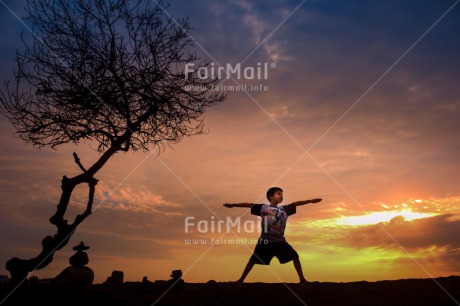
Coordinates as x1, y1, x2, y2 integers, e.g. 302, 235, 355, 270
73, 241, 90, 251
104, 270, 124, 286
142, 276, 154, 285
170, 270, 182, 279
50, 241, 94, 304
52, 265, 94, 293
69, 250, 89, 267
167, 269, 184, 290
167, 278, 185, 290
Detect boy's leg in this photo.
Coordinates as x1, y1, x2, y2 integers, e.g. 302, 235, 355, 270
275, 241, 308, 283
293, 257, 308, 283
236, 258, 256, 283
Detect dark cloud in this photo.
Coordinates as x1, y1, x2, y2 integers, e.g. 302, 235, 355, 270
345, 214, 460, 249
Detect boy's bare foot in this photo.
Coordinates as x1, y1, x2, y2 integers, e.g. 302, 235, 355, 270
235, 279, 244, 283
299, 278, 308, 284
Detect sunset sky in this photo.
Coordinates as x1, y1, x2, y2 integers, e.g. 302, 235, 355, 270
1, 0, 459, 286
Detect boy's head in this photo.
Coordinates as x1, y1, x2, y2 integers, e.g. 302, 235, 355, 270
266, 187, 283, 204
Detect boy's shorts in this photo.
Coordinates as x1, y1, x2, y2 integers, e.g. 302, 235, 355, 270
250, 239, 299, 265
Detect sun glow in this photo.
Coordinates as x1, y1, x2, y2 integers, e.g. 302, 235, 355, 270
336, 209, 437, 226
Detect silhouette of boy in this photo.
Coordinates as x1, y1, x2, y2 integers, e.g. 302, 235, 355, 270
224, 187, 322, 283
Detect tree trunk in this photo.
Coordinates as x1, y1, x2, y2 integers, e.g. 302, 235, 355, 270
6, 147, 117, 286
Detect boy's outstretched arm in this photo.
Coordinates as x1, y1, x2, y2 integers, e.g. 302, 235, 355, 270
223, 203, 252, 208
292, 198, 322, 207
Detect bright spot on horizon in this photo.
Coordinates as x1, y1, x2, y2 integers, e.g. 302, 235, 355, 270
336, 210, 437, 226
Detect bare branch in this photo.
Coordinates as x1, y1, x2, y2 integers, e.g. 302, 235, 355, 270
73, 152, 87, 173
0, 0, 226, 154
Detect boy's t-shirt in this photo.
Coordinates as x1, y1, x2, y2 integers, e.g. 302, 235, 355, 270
251, 204, 296, 242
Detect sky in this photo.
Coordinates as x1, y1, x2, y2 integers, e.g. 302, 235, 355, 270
0, 0, 459, 288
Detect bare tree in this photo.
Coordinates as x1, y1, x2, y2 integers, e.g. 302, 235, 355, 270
0, 0, 225, 285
